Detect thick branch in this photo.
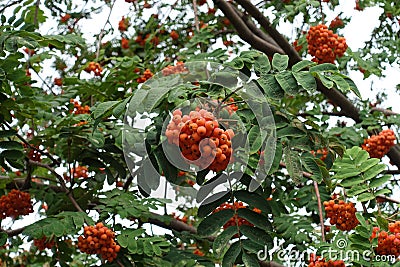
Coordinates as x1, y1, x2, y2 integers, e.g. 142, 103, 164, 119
213, 0, 283, 56
370, 107, 399, 116
234, 0, 302, 65
0, 226, 25, 237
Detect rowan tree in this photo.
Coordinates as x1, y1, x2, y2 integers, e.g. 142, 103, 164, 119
0, 0, 399, 266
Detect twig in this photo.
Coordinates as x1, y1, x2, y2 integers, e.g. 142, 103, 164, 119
192, 0, 200, 32
28, 160, 84, 213
33, 0, 40, 27
0, 226, 25, 237
0, 0, 21, 14
313, 181, 326, 242
370, 107, 398, 116
384, 170, 400, 175
95, 0, 117, 61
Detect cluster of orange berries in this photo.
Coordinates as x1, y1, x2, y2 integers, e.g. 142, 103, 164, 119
361, 129, 396, 159
60, 14, 71, 23
161, 61, 187, 76
121, 38, 129, 49
0, 189, 33, 219
370, 221, 400, 257
324, 198, 359, 231
293, 40, 303, 52
308, 253, 345, 267
311, 148, 328, 161
65, 166, 89, 181
136, 69, 154, 83
306, 24, 348, 64
54, 78, 63, 86
77, 223, 121, 263
118, 16, 129, 32
34, 236, 55, 251
23, 48, 35, 56
28, 147, 42, 162
135, 34, 159, 46
329, 16, 344, 29
213, 202, 261, 231
84, 62, 102, 76
166, 109, 234, 172
70, 99, 90, 115
170, 30, 179, 40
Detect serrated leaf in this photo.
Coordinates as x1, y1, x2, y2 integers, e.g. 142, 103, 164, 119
291, 60, 316, 72
213, 226, 238, 257
369, 175, 391, 188
275, 71, 298, 95
197, 191, 230, 218
302, 157, 323, 182
197, 209, 234, 237
271, 54, 289, 72
254, 54, 271, 74
335, 171, 361, 179
276, 126, 305, 138
327, 74, 350, 93
346, 185, 369, 197
237, 209, 272, 231
284, 147, 303, 185
309, 63, 337, 72
242, 252, 260, 267
240, 225, 273, 246
0, 232, 7, 246
344, 77, 361, 98
359, 158, 380, 172
222, 241, 241, 267
363, 164, 386, 180
0, 141, 23, 150
258, 74, 284, 99
234, 190, 271, 214
316, 73, 334, 88
357, 192, 375, 202
93, 101, 119, 120
292, 71, 317, 92
248, 125, 262, 154
226, 57, 245, 69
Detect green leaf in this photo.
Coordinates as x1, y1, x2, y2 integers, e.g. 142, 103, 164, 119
93, 101, 119, 120
240, 225, 273, 246
327, 74, 350, 93
344, 77, 361, 98
226, 57, 245, 70
284, 147, 303, 185
1, 149, 24, 159
88, 132, 105, 148
197, 209, 234, 237
309, 63, 337, 72
271, 54, 289, 72
363, 164, 386, 180
346, 185, 369, 197
291, 60, 316, 72
357, 192, 375, 202
196, 169, 210, 186
237, 209, 272, 231
369, 174, 391, 188
254, 54, 271, 74
292, 71, 317, 92
316, 73, 334, 88
335, 171, 361, 179
213, 226, 238, 257
276, 126, 305, 138
302, 157, 323, 182
0, 141, 23, 150
242, 252, 260, 267
258, 74, 285, 99
197, 191, 230, 218
248, 125, 262, 154
359, 158, 380, 173
275, 71, 298, 95
0, 130, 16, 138
234, 190, 271, 214
0, 232, 7, 246
222, 241, 241, 267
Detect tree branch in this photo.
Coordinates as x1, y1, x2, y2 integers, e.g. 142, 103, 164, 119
28, 160, 84, 213
213, 0, 283, 56
313, 181, 325, 242
370, 107, 399, 116
0, 226, 25, 237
